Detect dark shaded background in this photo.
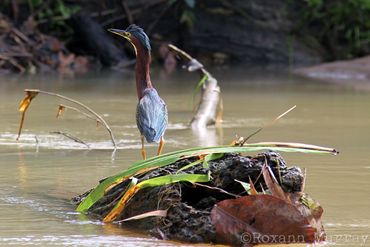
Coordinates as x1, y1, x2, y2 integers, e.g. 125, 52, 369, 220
1, 0, 370, 73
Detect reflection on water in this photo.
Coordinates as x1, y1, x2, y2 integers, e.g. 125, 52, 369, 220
191, 127, 223, 147
0, 69, 369, 246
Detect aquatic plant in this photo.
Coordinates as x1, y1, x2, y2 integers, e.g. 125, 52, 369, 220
76, 142, 337, 222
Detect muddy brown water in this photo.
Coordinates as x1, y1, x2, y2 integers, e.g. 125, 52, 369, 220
0, 69, 369, 246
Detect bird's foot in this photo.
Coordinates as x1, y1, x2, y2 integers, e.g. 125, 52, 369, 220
141, 149, 147, 160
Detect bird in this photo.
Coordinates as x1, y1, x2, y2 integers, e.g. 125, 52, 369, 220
108, 25, 168, 160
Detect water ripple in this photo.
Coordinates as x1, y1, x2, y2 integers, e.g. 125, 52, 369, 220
0, 133, 185, 150
0, 235, 179, 246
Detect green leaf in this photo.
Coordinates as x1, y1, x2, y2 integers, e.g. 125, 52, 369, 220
77, 142, 337, 213
192, 74, 208, 103
57, 0, 68, 17
180, 10, 195, 27
138, 173, 210, 188
203, 153, 224, 169
307, 0, 323, 7
176, 159, 202, 173
103, 173, 210, 222
235, 179, 251, 194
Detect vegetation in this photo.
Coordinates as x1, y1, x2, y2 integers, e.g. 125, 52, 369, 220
0, 0, 79, 37
2, 0, 370, 73
76, 143, 337, 222
301, 0, 370, 60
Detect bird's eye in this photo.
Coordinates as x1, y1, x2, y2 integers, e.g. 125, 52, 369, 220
124, 32, 131, 37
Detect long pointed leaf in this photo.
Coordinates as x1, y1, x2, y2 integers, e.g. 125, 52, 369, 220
203, 153, 224, 169
261, 164, 289, 202
116, 209, 168, 223
103, 173, 210, 222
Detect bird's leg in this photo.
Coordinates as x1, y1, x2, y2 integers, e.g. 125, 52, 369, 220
156, 137, 165, 156
141, 135, 147, 160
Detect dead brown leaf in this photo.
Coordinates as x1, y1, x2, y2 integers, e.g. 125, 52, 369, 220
261, 163, 290, 202
56, 105, 65, 118
19, 90, 39, 112
17, 90, 39, 140
211, 195, 324, 246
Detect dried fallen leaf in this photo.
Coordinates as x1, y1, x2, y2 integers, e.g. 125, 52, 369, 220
211, 195, 325, 246
17, 90, 39, 140
115, 209, 167, 223
261, 163, 290, 202
56, 105, 65, 118
19, 90, 38, 112
248, 176, 258, 195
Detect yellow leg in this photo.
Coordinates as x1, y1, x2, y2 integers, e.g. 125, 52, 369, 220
156, 137, 165, 156
141, 135, 146, 160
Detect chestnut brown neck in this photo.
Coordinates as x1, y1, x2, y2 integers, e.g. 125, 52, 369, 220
135, 47, 152, 99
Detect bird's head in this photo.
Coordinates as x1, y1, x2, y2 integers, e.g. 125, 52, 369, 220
108, 24, 151, 55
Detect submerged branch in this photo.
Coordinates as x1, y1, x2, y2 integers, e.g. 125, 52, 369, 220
51, 131, 89, 148
168, 44, 221, 129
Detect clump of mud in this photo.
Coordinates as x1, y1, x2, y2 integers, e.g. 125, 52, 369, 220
72, 151, 304, 243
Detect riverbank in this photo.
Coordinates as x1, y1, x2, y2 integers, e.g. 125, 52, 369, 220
0, 0, 323, 75
294, 55, 370, 90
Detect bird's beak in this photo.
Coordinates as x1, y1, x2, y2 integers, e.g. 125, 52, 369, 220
107, 28, 131, 41
108, 28, 137, 56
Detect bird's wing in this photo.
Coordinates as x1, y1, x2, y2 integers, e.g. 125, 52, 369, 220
136, 89, 168, 143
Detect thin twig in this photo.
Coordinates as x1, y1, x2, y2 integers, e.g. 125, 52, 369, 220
26, 0, 52, 24
90, 8, 120, 18
193, 182, 239, 198
121, 0, 133, 24
58, 104, 102, 126
23, 89, 117, 149
100, 9, 146, 27
11, 27, 33, 45
34, 135, 39, 152
51, 131, 89, 148
11, 0, 19, 21
241, 105, 297, 144
36, 16, 74, 25
146, 2, 172, 35
0, 54, 26, 73
168, 44, 210, 78
101, 0, 166, 27
0, 52, 32, 57
301, 168, 307, 192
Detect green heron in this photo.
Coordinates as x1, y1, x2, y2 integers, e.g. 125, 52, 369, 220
108, 25, 168, 159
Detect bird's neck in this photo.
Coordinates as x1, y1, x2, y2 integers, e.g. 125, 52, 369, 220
135, 49, 152, 99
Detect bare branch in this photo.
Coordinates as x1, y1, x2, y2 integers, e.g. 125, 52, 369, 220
240, 105, 297, 144
51, 131, 89, 148
57, 104, 102, 127
168, 44, 210, 77
168, 44, 221, 129
18, 89, 117, 149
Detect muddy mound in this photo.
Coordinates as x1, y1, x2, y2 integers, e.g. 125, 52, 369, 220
73, 151, 309, 244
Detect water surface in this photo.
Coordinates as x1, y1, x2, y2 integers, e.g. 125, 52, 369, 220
0, 69, 369, 246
